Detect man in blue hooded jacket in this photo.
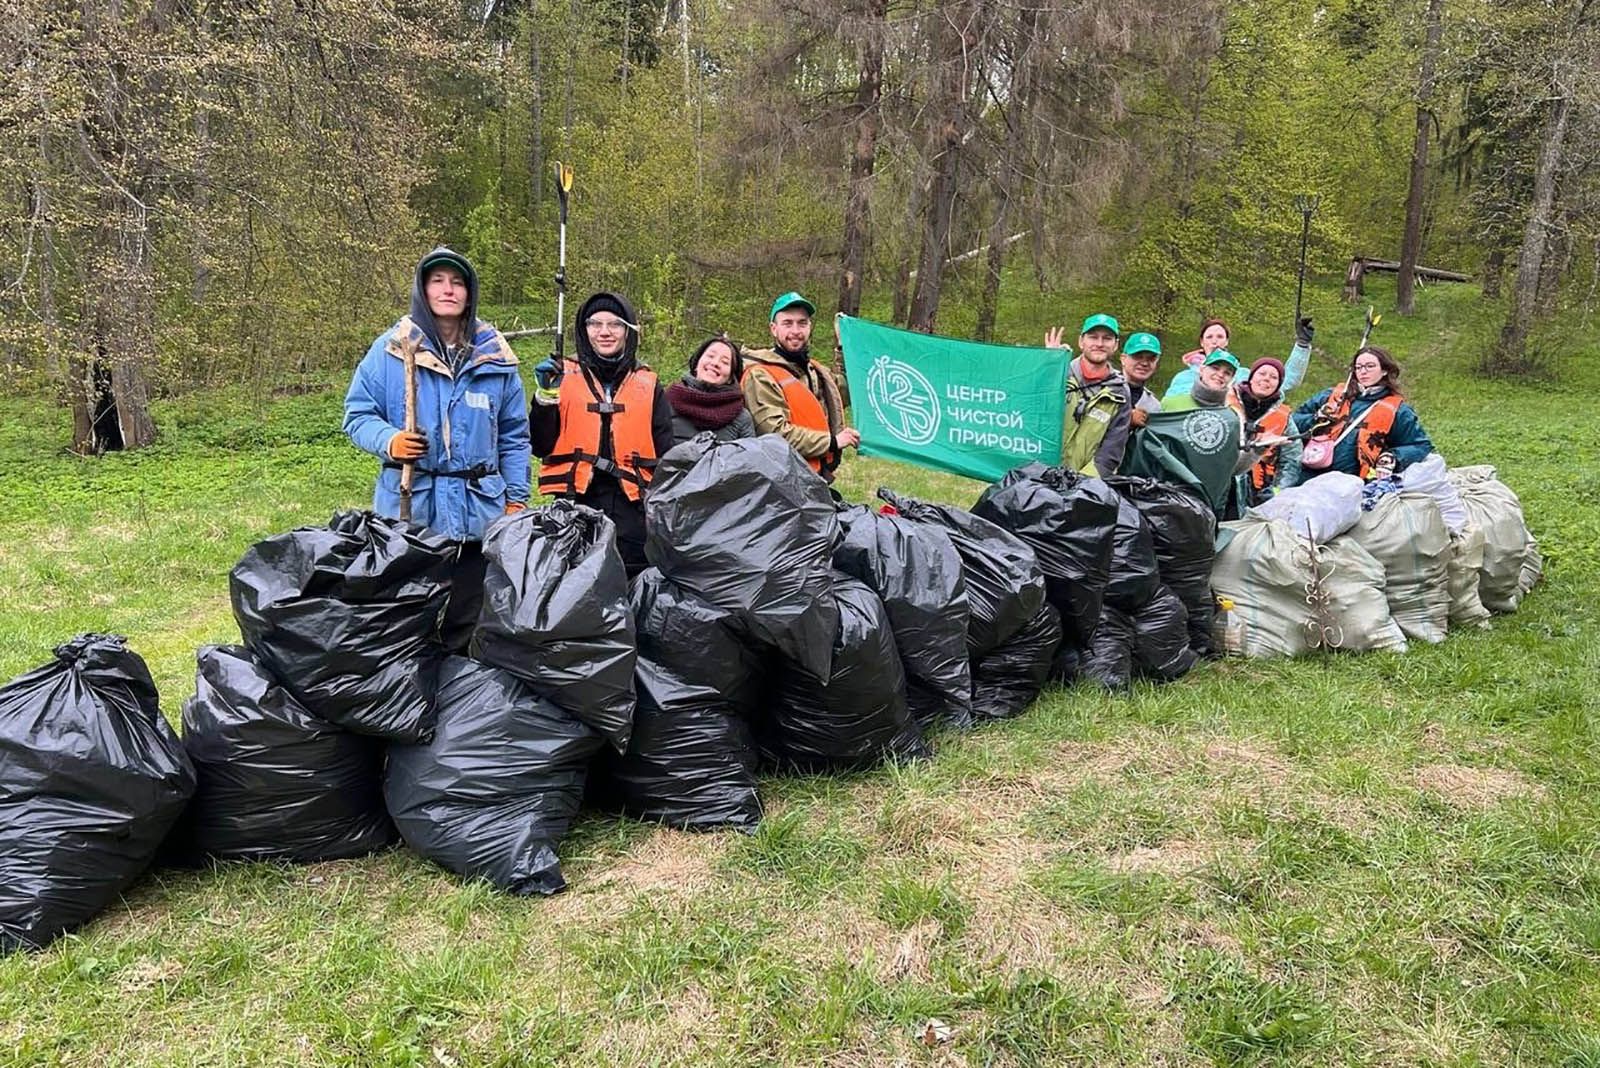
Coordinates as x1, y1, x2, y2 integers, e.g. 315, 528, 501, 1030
343, 246, 531, 650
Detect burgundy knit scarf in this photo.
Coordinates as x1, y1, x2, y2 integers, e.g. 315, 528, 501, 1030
666, 378, 746, 430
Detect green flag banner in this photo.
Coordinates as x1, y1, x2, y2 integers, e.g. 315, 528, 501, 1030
1119, 409, 1242, 514
837, 314, 1067, 482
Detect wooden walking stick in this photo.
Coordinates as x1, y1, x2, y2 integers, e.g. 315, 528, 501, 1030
399, 338, 419, 522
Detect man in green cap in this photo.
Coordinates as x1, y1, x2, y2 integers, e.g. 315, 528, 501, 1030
1044, 312, 1132, 477
1120, 331, 1163, 428
741, 291, 857, 480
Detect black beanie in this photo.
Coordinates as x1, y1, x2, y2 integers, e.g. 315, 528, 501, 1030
574, 291, 640, 379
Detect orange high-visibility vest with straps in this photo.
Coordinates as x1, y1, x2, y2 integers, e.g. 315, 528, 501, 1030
538, 360, 659, 502
1318, 383, 1403, 479
741, 358, 837, 474
1248, 404, 1292, 493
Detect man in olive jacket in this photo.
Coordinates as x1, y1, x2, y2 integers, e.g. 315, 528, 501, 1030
740, 291, 859, 482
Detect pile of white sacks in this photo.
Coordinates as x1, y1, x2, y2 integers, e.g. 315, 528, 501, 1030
1210, 456, 1540, 657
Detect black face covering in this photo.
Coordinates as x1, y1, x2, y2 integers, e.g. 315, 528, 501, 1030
574, 291, 640, 383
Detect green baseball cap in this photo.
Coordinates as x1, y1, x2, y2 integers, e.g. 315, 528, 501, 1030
769, 291, 816, 321
1204, 349, 1242, 372
1123, 332, 1161, 357
1079, 312, 1120, 337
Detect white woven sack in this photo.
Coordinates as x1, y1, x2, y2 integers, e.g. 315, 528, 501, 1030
1252, 472, 1365, 543
1446, 524, 1492, 629
1342, 492, 1451, 644
1447, 465, 1536, 613
1212, 517, 1408, 659
1398, 453, 1470, 534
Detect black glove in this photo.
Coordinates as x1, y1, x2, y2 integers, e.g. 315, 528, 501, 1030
1295, 316, 1314, 346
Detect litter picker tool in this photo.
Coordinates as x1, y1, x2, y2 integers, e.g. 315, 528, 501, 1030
551, 161, 574, 367
1293, 194, 1320, 328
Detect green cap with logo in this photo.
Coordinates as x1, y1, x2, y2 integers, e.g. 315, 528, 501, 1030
769, 291, 816, 322
1204, 349, 1242, 372
1123, 332, 1161, 357
1079, 312, 1120, 337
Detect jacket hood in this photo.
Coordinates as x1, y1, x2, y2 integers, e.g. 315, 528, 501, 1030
410, 246, 479, 360
574, 291, 640, 378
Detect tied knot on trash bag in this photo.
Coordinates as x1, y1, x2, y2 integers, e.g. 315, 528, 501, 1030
229, 510, 456, 743
646, 434, 841, 678
473, 500, 637, 752
1, 634, 194, 953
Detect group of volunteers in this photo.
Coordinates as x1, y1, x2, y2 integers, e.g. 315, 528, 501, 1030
1044, 309, 1433, 506
344, 245, 1436, 639
343, 248, 857, 643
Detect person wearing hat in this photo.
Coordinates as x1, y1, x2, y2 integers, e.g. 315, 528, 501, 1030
1120, 331, 1164, 428
1162, 348, 1244, 414
343, 245, 531, 651
1044, 312, 1132, 476
667, 335, 756, 445
530, 290, 675, 576
1235, 356, 1301, 503
741, 292, 856, 481
1166, 315, 1316, 403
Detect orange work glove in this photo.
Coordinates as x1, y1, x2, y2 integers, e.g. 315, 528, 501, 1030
504, 501, 527, 515
387, 430, 428, 461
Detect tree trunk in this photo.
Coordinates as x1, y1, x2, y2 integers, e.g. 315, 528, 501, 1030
1493, 93, 1571, 373
1397, 0, 1445, 316
908, 3, 979, 333
1482, 247, 1506, 298
836, 0, 887, 321
891, 169, 927, 326
975, 6, 1038, 341
529, 7, 543, 211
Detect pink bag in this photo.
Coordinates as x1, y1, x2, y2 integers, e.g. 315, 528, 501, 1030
1301, 436, 1336, 470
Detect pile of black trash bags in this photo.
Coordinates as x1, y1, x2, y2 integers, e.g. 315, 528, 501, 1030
2, 440, 1224, 951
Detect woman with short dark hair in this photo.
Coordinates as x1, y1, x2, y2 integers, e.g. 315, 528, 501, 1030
666, 335, 756, 445
1288, 345, 1432, 484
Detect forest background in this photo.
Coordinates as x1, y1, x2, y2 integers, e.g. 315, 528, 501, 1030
3, 0, 1599, 452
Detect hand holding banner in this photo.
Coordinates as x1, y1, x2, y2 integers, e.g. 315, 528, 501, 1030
837, 315, 1068, 483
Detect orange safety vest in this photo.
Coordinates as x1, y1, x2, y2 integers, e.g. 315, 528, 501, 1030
538, 360, 659, 502
1248, 404, 1292, 493
741, 358, 838, 475
1317, 383, 1403, 478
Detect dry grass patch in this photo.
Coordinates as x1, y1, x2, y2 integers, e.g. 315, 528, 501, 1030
1410, 763, 1545, 808
1106, 839, 1216, 877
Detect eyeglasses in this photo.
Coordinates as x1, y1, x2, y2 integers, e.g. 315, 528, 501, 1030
585, 317, 629, 331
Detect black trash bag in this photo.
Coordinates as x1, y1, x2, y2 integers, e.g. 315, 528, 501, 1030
1131, 586, 1198, 682
1110, 478, 1218, 656
970, 601, 1064, 719
1, 635, 194, 953
384, 657, 602, 896
760, 575, 928, 773
833, 504, 973, 730
1080, 608, 1135, 691
593, 569, 763, 830
646, 435, 840, 679
230, 510, 454, 743
1105, 498, 1162, 612
971, 464, 1120, 645
472, 502, 636, 752
876, 489, 1044, 657
174, 645, 394, 864
1050, 641, 1085, 685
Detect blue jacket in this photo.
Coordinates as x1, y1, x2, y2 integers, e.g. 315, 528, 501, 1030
343, 315, 531, 541
1164, 338, 1311, 404
1287, 384, 1432, 484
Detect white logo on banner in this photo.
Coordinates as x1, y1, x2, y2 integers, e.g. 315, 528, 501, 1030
1183, 409, 1233, 454
866, 355, 940, 446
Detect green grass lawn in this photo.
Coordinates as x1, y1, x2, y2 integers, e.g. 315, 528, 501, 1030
2, 280, 1598, 1066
